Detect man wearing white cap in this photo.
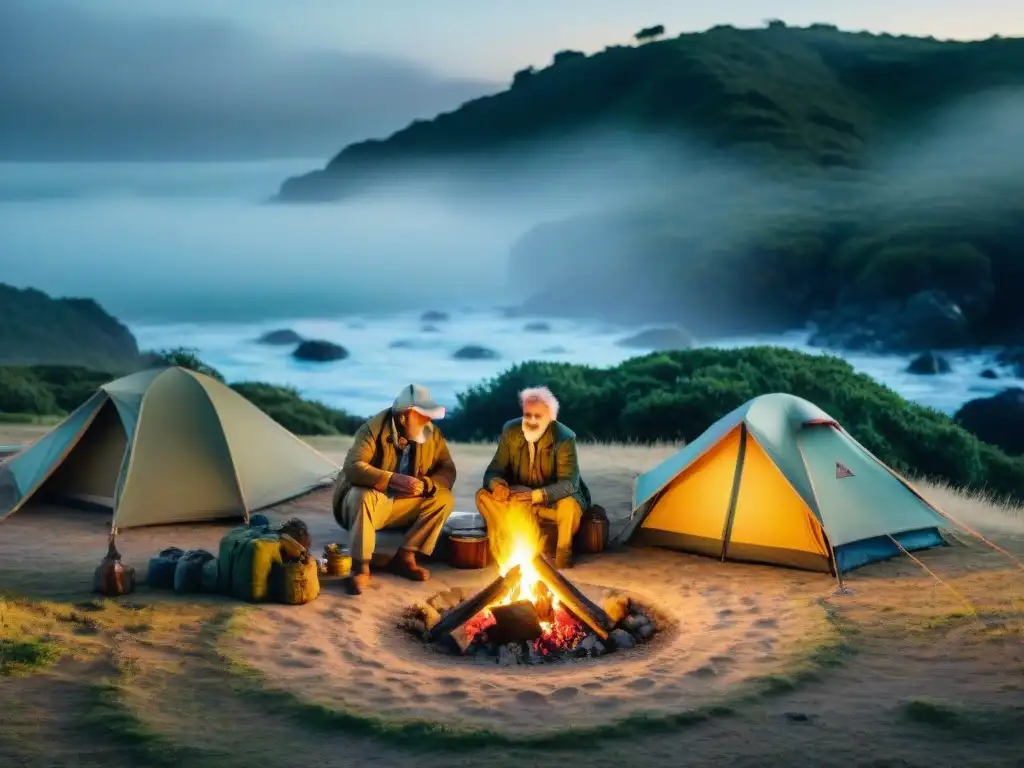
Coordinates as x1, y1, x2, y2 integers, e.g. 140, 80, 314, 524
333, 384, 457, 595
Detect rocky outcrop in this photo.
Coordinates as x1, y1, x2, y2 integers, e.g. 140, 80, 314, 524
256, 329, 304, 345
617, 326, 694, 351
808, 290, 969, 353
954, 388, 1024, 456
292, 340, 349, 362
906, 352, 952, 375
0, 284, 140, 367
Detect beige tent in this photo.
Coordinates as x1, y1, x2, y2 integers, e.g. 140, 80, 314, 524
0, 367, 340, 531
618, 393, 950, 573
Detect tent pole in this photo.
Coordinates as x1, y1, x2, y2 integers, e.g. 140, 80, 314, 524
825, 536, 854, 596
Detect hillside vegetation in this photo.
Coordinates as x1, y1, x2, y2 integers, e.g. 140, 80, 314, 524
277, 24, 1024, 346
0, 284, 141, 367
281, 25, 1024, 197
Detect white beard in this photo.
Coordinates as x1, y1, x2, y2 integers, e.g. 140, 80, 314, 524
522, 419, 550, 444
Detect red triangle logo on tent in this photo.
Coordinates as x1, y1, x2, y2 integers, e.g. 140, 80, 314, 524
835, 462, 854, 479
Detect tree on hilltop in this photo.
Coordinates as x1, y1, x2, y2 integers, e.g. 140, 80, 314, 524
634, 25, 665, 44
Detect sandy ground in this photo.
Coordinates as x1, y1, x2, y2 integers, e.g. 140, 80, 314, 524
2, 429, 1024, 767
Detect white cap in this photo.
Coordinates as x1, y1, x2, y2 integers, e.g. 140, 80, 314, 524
392, 383, 445, 420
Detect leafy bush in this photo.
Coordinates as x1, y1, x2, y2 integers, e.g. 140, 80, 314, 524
229, 382, 362, 436
0, 365, 110, 415
444, 347, 1024, 500
147, 347, 226, 382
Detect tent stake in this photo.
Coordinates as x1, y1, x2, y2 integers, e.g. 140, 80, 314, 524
832, 571, 855, 596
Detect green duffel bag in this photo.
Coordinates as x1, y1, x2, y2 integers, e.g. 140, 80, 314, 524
231, 535, 283, 603
201, 557, 220, 593
173, 549, 215, 594
217, 527, 265, 595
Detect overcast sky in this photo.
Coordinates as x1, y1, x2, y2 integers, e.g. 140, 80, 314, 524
2, 0, 1019, 160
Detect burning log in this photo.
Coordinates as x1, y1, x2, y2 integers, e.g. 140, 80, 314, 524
531, 553, 613, 640
487, 600, 543, 645
424, 565, 522, 643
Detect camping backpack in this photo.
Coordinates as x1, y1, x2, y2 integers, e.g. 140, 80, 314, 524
93, 537, 136, 597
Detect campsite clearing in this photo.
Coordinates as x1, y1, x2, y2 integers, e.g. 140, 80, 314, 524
1, 429, 1022, 767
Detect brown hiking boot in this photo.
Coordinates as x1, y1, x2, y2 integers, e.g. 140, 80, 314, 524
555, 548, 574, 570
388, 548, 430, 581
346, 561, 370, 595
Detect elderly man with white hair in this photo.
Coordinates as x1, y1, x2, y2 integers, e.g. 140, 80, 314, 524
475, 386, 591, 569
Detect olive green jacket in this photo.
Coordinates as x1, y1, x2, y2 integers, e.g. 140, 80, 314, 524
481, 419, 591, 510
332, 409, 457, 518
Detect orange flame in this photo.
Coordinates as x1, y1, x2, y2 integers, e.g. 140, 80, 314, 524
490, 500, 559, 628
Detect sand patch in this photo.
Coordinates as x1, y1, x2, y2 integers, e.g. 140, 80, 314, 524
225, 549, 835, 734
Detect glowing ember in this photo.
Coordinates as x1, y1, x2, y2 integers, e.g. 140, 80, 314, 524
461, 609, 496, 641
533, 607, 586, 656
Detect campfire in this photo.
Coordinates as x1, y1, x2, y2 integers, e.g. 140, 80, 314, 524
401, 503, 659, 663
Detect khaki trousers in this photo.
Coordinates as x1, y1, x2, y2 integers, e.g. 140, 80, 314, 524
475, 488, 583, 552
339, 487, 454, 563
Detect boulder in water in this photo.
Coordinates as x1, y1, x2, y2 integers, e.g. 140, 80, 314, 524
994, 348, 1024, 377
955, 388, 1024, 455
617, 326, 693, 351
293, 339, 349, 362
421, 324, 441, 333
906, 352, 952, 375
524, 321, 551, 332
256, 328, 303, 345
420, 310, 449, 323
453, 345, 499, 360
980, 368, 999, 379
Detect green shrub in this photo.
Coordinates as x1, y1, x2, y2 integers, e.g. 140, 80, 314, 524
148, 347, 226, 382
229, 382, 363, 436
444, 347, 1024, 499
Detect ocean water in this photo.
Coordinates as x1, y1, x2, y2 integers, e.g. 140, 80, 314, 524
130, 311, 1019, 419
0, 159, 1017, 419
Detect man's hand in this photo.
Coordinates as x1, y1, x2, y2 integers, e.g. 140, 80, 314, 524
389, 474, 424, 497
492, 481, 510, 502
509, 489, 533, 503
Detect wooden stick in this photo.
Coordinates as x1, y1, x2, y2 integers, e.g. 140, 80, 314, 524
424, 565, 521, 643
531, 553, 613, 640
488, 600, 543, 645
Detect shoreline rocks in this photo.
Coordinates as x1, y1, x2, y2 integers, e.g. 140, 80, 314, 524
906, 351, 952, 375
617, 326, 694, 351
292, 339, 349, 362
453, 345, 499, 360
256, 329, 303, 345
808, 290, 970, 353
